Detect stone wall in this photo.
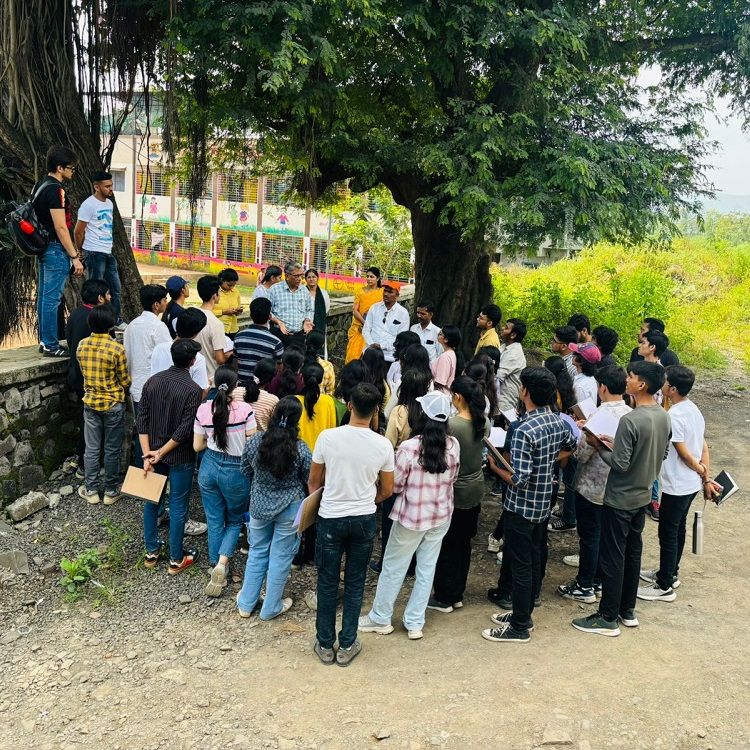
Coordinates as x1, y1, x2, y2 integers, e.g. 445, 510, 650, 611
0, 351, 78, 505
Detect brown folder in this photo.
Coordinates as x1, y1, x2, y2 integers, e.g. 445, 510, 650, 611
294, 487, 323, 534
121, 465, 168, 504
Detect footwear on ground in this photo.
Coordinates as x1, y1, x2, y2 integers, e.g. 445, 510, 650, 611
557, 578, 596, 604
571, 612, 621, 637
103, 489, 120, 505
336, 640, 362, 666
426, 597, 453, 613
562, 554, 580, 567
205, 563, 227, 597
314, 640, 335, 665
548, 519, 576, 532
168, 549, 198, 575
618, 609, 639, 627
490, 611, 534, 632
636, 582, 676, 602
184, 518, 208, 536
78, 485, 100, 504
481, 623, 530, 643
358, 615, 394, 635
487, 534, 502, 554
41, 345, 69, 357
639, 569, 681, 589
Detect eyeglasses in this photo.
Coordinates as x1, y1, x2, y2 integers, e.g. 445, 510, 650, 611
64, 165, 77, 172
289, 273, 304, 278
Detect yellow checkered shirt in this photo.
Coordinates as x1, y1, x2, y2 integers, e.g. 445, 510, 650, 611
76, 333, 132, 411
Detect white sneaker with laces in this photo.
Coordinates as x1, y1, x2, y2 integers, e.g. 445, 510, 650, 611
184, 518, 208, 536
487, 534, 501, 554
358, 614, 394, 635
563, 554, 580, 567
640, 569, 681, 589
637, 582, 676, 602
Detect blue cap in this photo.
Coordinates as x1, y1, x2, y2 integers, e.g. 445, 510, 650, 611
165, 275, 188, 294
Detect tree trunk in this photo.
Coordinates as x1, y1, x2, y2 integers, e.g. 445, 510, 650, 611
409, 204, 494, 356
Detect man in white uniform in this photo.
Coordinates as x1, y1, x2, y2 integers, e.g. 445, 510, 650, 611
362, 281, 409, 362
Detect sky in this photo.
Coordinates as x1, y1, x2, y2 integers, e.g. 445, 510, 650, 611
704, 102, 750, 195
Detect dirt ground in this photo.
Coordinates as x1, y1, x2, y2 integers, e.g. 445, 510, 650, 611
0, 372, 748, 750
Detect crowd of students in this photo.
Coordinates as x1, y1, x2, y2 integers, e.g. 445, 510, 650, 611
55, 180, 721, 665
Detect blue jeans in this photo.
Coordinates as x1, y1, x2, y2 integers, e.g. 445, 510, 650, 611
37, 240, 70, 348
198, 449, 250, 565
237, 499, 301, 619
83, 402, 125, 492
143, 462, 194, 560
315, 514, 377, 649
84, 250, 122, 322
369, 519, 450, 631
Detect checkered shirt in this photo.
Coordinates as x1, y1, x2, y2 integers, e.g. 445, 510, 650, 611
268, 282, 314, 333
504, 406, 577, 522
390, 435, 461, 531
76, 333, 131, 411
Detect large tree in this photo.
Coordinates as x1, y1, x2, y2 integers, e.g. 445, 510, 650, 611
0, 0, 164, 340
168, 1, 748, 340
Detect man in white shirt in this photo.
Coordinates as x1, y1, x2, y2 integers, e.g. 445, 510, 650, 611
496, 318, 528, 412
194, 275, 232, 385
308, 383, 394, 667
362, 281, 409, 362
638, 366, 719, 603
569, 342, 601, 404
123, 284, 171, 467
251, 264, 283, 300
150, 307, 209, 398
409, 300, 442, 362
74, 171, 122, 324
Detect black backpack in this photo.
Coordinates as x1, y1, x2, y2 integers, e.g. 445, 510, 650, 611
4, 178, 57, 257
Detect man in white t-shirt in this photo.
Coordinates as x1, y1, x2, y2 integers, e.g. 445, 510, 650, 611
194, 275, 232, 386
638, 366, 719, 603
74, 171, 122, 324
308, 383, 394, 667
151, 307, 209, 398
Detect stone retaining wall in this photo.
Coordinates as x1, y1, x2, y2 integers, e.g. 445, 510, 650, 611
0, 352, 78, 505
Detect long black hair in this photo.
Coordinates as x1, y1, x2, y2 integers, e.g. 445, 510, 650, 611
544, 355, 577, 412
394, 331, 421, 365
276, 348, 304, 399
402, 344, 432, 380
304, 330, 326, 365
211, 366, 239, 452
301, 362, 324, 419
334, 360, 369, 402
408, 407, 449, 474
450, 376, 486, 440
440, 324, 465, 379
397, 369, 431, 431
361, 345, 388, 403
257, 397, 302, 479
464, 358, 498, 416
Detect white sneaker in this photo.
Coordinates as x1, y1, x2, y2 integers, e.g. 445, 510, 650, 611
184, 518, 208, 536
103, 489, 121, 505
304, 591, 318, 611
358, 614, 394, 635
406, 627, 423, 640
496, 551, 503, 563
637, 582, 676, 602
78, 485, 100, 504
640, 569, 680, 589
487, 534, 502, 554
563, 554, 580, 567
205, 564, 227, 597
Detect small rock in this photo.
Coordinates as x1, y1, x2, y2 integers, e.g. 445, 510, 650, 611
0, 550, 30, 574
41, 562, 57, 576
59, 485, 74, 497
89, 611, 102, 620
374, 728, 392, 740
6, 491, 48, 522
126, 651, 138, 660
196, 698, 210, 708
0, 630, 20, 645
541, 718, 573, 745
219, 644, 232, 652
47, 493, 61, 509
697, 731, 707, 739
178, 595, 192, 605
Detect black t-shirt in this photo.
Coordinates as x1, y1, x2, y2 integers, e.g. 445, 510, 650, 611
32, 179, 72, 236
629, 346, 680, 367
597, 353, 618, 370
164, 302, 184, 339
65, 305, 93, 392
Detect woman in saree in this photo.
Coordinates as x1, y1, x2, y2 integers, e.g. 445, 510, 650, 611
344, 266, 383, 363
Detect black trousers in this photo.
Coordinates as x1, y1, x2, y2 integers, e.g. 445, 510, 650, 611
657, 491, 697, 589
503, 510, 545, 632
575, 491, 603, 588
269, 324, 306, 351
598, 504, 646, 621
433, 504, 481, 604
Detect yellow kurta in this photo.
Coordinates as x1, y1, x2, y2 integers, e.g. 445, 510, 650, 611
345, 286, 383, 363
216, 286, 242, 335
295, 394, 338, 451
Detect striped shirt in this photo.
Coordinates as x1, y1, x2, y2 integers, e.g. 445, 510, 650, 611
137, 366, 203, 467
504, 406, 578, 522
194, 400, 256, 456
390, 435, 461, 531
76, 333, 131, 411
234, 324, 284, 381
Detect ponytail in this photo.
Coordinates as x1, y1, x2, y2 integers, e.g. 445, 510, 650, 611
450, 376, 486, 440
211, 366, 239, 452
301, 363, 324, 419
277, 348, 304, 399
243, 377, 261, 404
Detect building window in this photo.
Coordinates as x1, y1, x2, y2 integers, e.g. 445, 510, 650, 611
177, 177, 213, 200
111, 169, 126, 192
136, 168, 171, 197
261, 233, 303, 266
218, 172, 259, 203
174, 224, 211, 256
217, 229, 256, 263
310, 239, 329, 270
263, 175, 292, 205
134, 220, 170, 252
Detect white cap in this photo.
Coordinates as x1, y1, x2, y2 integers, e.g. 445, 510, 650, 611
416, 391, 452, 422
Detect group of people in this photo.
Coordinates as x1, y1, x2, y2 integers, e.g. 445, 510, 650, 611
35, 150, 721, 666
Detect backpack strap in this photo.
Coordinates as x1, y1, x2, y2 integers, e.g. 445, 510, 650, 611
30, 177, 59, 203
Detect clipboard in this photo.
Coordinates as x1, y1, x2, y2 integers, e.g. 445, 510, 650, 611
293, 487, 323, 534
121, 465, 168, 504
571, 397, 597, 421
482, 437, 514, 474
581, 407, 620, 451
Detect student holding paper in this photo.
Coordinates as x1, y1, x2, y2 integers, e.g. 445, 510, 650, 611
638, 366, 720, 602
236, 397, 312, 620
557, 366, 631, 604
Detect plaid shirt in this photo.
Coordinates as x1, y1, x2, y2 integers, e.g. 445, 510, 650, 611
390, 435, 461, 531
268, 281, 314, 333
504, 406, 577, 522
77, 333, 131, 412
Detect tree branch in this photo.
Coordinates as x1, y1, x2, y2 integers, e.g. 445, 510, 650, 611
612, 32, 732, 58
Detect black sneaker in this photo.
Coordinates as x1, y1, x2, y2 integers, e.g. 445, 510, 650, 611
487, 588, 513, 610
548, 518, 576, 532
368, 559, 382, 574
490, 611, 534, 632
618, 609, 639, 627
481, 623, 530, 643
41, 344, 70, 357
571, 612, 620, 637
426, 597, 453, 613
557, 579, 596, 604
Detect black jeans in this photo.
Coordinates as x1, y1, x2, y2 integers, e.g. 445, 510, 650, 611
379, 494, 397, 560
575, 492, 602, 588
269, 324, 306, 351
503, 510, 544, 632
657, 491, 697, 590
561, 459, 578, 525
598, 504, 645, 621
315, 513, 376, 649
433, 504, 481, 604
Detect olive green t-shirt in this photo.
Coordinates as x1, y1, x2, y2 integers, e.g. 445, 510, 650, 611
449, 415, 491, 508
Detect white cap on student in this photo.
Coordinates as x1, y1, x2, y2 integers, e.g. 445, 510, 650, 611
416, 391, 452, 422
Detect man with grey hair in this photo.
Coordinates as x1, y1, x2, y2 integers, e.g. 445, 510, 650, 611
268, 260, 314, 347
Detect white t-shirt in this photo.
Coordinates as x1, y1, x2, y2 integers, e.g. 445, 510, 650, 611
194, 308, 226, 384
573, 373, 598, 405
78, 196, 113, 254
312, 425, 395, 518
123, 311, 173, 401
150, 340, 209, 389
660, 399, 705, 495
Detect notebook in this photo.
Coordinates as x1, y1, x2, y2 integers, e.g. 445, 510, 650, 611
581, 407, 621, 451
489, 426, 507, 448
571, 397, 597, 421
293, 487, 324, 534
482, 437, 514, 473
713, 470, 739, 506
120, 466, 168, 504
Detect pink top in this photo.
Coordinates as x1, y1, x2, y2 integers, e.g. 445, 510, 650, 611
390, 435, 461, 531
431, 349, 457, 393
